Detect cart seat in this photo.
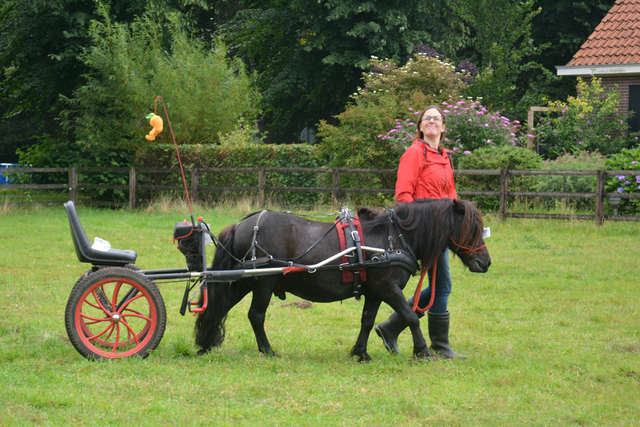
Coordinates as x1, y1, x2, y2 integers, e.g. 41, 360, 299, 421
64, 201, 137, 266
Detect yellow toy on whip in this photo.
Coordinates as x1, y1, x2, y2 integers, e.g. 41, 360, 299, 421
145, 113, 163, 140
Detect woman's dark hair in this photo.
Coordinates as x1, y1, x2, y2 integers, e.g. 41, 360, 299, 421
415, 104, 447, 151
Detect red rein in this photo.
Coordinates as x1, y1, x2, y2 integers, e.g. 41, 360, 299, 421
411, 236, 486, 313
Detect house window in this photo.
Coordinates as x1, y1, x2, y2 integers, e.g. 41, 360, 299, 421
629, 85, 640, 133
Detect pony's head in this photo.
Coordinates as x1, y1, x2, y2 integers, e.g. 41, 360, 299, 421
445, 199, 491, 273
390, 199, 491, 273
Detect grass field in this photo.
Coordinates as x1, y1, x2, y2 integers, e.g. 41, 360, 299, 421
1, 201, 639, 426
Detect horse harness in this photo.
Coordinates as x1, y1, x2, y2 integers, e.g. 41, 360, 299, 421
231, 208, 420, 300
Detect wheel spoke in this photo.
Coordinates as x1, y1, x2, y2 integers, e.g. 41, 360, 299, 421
121, 313, 152, 322
110, 323, 122, 354
87, 322, 115, 341
117, 293, 144, 313
92, 289, 112, 315
120, 319, 143, 345
80, 313, 112, 323
111, 281, 124, 311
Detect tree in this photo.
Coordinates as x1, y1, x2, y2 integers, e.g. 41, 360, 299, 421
530, 0, 615, 101
0, 0, 211, 161
62, 9, 258, 152
221, 0, 460, 143
445, 0, 557, 120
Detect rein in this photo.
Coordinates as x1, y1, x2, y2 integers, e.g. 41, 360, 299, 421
411, 235, 486, 313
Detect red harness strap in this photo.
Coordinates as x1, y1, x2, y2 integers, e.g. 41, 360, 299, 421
334, 216, 367, 283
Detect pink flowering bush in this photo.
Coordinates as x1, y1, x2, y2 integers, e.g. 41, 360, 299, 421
378, 99, 524, 154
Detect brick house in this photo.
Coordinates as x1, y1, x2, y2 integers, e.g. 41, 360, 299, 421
556, 0, 640, 132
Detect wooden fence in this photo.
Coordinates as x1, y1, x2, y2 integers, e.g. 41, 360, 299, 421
2, 167, 640, 225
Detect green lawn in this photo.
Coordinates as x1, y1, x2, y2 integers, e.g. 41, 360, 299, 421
1, 203, 638, 426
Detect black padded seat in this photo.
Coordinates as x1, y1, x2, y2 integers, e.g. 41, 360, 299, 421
64, 201, 137, 266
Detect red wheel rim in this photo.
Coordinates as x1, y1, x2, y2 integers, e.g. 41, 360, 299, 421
74, 276, 158, 358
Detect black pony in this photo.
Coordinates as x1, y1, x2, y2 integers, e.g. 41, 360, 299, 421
195, 198, 491, 361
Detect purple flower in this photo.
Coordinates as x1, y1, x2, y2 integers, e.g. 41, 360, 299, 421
625, 181, 631, 185
487, 140, 491, 144
443, 110, 450, 114
527, 134, 535, 138
617, 175, 626, 181
617, 187, 625, 193
377, 134, 384, 138
464, 151, 471, 155
408, 123, 414, 126
408, 107, 414, 111
632, 161, 637, 164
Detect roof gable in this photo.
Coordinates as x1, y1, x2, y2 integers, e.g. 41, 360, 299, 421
566, 0, 640, 67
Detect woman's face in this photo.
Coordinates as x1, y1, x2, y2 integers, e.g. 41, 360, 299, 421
419, 108, 446, 141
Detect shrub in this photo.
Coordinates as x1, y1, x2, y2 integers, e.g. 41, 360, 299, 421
604, 147, 640, 215
16, 136, 131, 203
534, 77, 638, 158
534, 151, 607, 212
455, 145, 543, 211
135, 143, 324, 207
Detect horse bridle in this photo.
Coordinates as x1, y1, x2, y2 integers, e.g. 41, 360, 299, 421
448, 236, 487, 254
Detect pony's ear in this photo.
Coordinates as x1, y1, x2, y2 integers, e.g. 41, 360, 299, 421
452, 199, 467, 215
357, 207, 379, 220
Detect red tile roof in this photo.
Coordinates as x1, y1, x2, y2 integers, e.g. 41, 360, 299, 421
566, 0, 640, 66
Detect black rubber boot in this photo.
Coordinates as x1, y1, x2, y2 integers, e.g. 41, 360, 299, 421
374, 297, 423, 354
428, 311, 467, 359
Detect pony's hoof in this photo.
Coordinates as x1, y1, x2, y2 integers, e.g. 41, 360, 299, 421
414, 349, 433, 361
352, 352, 372, 363
196, 348, 210, 356
259, 350, 279, 358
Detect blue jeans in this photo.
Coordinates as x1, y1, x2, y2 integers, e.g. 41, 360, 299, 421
416, 248, 451, 314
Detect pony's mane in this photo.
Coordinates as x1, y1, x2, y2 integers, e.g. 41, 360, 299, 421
359, 199, 484, 268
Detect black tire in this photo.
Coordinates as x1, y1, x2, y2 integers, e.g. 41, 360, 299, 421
73, 264, 141, 287
65, 267, 166, 360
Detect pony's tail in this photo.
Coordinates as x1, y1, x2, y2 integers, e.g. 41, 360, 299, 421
194, 224, 236, 353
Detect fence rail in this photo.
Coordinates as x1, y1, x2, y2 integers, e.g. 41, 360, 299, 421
2, 166, 640, 225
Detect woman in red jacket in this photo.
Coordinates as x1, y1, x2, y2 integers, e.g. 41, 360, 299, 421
375, 104, 466, 359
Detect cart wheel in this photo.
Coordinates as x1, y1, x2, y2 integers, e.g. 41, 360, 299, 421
65, 267, 166, 360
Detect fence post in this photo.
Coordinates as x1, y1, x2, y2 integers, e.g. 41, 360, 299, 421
332, 169, 340, 206
68, 167, 78, 204
258, 167, 265, 206
596, 169, 605, 226
499, 169, 508, 220
191, 168, 199, 204
129, 168, 136, 209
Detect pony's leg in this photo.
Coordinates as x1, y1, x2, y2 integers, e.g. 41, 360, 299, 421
247, 278, 278, 356
383, 295, 431, 359
350, 296, 382, 363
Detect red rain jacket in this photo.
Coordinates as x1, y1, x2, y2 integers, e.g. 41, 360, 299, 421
395, 139, 457, 203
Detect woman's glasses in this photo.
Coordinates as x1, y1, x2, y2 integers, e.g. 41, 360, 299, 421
422, 115, 443, 122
